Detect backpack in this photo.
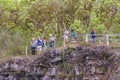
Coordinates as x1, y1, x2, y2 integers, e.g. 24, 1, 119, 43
71, 31, 77, 39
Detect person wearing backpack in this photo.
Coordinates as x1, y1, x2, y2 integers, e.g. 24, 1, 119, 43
31, 38, 37, 55
37, 37, 42, 54
71, 29, 77, 43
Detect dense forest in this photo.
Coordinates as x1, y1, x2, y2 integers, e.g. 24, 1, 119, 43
0, 0, 120, 55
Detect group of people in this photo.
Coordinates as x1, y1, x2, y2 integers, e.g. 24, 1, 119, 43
30, 28, 96, 55
31, 37, 47, 55
30, 34, 56, 55
63, 29, 77, 49
63, 28, 96, 48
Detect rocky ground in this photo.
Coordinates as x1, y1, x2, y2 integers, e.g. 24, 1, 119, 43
0, 46, 120, 80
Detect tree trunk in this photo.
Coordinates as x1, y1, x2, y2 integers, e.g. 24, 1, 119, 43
42, 28, 45, 39
34, 21, 37, 37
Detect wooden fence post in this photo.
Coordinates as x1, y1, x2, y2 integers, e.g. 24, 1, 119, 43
25, 46, 28, 56
86, 34, 88, 43
106, 34, 109, 46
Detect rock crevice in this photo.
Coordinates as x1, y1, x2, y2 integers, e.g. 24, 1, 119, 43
0, 46, 120, 80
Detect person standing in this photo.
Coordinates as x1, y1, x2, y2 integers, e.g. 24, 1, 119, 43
49, 34, 56, 48
64, 28, 69, 49
90, 29, 96, 43
37, 37, 42, 54
31, 38, 37, 55
42, 37, 47, 50
71, 29, 77, 43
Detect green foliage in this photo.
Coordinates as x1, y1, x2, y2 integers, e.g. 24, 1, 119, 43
0, 0, 120, 55
97, 24, 107, 33
71, 20, 84, 33
0, 30, 26, 55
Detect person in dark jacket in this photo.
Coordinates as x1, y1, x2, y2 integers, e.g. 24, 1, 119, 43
42, 37, 47, 50
90, 29, 96, 43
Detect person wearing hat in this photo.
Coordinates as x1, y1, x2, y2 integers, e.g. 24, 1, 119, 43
49, 34, 56, 48
31, 38, 37, 55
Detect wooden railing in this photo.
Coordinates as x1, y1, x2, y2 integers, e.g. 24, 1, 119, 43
85, 34, 120, 46
25, 34, 120, 55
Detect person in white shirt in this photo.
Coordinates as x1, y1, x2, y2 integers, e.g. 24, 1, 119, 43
63, 28, 69, 49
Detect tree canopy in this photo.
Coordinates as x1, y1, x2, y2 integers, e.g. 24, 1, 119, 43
0, 0, 120, 54
0, 0, 119, 34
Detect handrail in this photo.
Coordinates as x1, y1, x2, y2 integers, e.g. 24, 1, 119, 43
25, 34, 120, 55
78, 34, 120, 36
